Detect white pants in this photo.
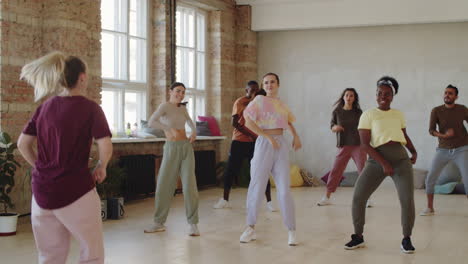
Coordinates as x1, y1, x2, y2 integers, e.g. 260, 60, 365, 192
246, 135, 296, 230
31, 188, 104, 264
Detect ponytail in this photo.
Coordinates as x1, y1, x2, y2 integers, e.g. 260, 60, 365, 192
20, 51, 87, 102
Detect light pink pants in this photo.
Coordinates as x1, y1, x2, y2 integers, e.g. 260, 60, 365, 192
327, 145, 366, 193
31, 188, 104, 264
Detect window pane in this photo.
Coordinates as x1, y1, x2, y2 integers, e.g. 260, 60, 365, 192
101, 0, 127, 32
187, 50, 195, 88
187, 11, 195, 48
101, 32, 127, 80
196, 96, 205, 117
185, 95, 195, 121
124, 92, 138, 130
176, 10, 182, 46
129, 0, 147, 37
176, 48, 194, 87
197, 13, 205, 52
124, 91, 146, 131
176, 48, 182, 83
197, 52, 205, 90
101, 90, 118, 133
129, 38, 147, 82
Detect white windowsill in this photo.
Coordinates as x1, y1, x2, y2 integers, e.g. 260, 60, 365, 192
111, 136, 226, 144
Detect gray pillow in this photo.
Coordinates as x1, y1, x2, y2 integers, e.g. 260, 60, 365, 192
140, 120, 165, 138
196, 121, 212, 136
413, 168, 428, 189
340, 171, 359, 187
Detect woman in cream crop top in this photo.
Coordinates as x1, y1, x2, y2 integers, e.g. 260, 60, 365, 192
148, 83, 196, 142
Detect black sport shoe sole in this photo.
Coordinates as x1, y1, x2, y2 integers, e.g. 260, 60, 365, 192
344, 242, 365, 250
400, 245, 415, 254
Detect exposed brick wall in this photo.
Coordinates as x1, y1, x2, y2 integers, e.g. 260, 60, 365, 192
150, 0, 173, 115
1, 0, 46, 215
235, 5, 257, 91
40, 0, 102, 103
1, 0, 257, 214
0, 0, 102, 214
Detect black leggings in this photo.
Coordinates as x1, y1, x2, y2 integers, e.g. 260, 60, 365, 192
223, 140, 271, 201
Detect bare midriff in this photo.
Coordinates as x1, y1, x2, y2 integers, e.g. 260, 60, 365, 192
263, 128, 284, 135
383, 140, 401, 146
164, 128, 189, 141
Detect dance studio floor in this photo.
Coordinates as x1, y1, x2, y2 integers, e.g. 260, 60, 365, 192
3, 179, 468, 264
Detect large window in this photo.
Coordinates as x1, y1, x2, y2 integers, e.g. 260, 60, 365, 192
176, 5, 207, 121
101, 0, 148, 133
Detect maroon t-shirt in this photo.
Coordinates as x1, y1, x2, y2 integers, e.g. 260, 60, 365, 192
23, 96, 111, 209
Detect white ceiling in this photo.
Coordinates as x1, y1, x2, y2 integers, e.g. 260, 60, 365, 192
235, 0, 468, 31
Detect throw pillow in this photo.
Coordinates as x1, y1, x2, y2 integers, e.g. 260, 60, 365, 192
197, 116, 221, 136
196, 121, 212, 136
413, 168, 428, 189
340, 171, 359, 187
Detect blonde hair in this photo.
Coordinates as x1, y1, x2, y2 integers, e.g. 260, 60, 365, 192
20, 51, 87, 102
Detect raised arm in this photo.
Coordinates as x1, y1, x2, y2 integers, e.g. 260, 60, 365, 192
232, 114, 257, 140
245, 116, 279, 149
330, 110, 344, 133
429, 108, 454, 139
148, 104, 170, 130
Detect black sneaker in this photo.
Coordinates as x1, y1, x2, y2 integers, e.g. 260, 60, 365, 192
344, 234, 365, 250
401, 237, 415, 254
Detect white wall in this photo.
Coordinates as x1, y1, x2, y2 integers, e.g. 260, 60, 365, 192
257, 22, 468, 177
237, 0, 468, 31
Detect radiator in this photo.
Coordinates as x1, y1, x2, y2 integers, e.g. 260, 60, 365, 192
119, 154, 160, 199
194, 150, 216, 188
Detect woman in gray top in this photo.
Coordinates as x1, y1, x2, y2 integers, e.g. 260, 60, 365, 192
317, 88, 368, 206
144, 82, 200, 236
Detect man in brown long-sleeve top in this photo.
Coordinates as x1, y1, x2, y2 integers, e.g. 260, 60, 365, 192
420, 84, 468, 216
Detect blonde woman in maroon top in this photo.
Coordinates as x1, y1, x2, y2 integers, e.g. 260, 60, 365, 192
18, 51, 112, 264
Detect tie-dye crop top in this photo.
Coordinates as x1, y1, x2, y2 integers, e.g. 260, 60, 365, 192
243, 95, 296, 130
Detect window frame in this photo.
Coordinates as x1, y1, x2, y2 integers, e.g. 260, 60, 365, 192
176, 3, 208, 121
100, 0, 150, 133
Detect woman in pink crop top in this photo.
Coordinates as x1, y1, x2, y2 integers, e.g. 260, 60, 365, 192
17, 52, 113, 264
240, 72, 302, 246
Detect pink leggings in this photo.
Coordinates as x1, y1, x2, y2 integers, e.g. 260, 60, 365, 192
327, 145, 366, 193
31, 188, 104, 264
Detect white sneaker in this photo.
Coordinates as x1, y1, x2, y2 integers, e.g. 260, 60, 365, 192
189, 224, 200, 236
366, 200, 374, 208
288, 230, 298, 246
419, 208, 435, 216
317, 196, 331, 206
144, 222, 166, 233
266, 201, 278, 212
213, 198, 231, 209
240, 226, 256, 243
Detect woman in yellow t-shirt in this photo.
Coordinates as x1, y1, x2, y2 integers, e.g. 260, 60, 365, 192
344, 76, 418, 254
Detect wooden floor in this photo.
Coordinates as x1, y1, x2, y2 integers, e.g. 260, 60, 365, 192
3, 180, 468, 264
